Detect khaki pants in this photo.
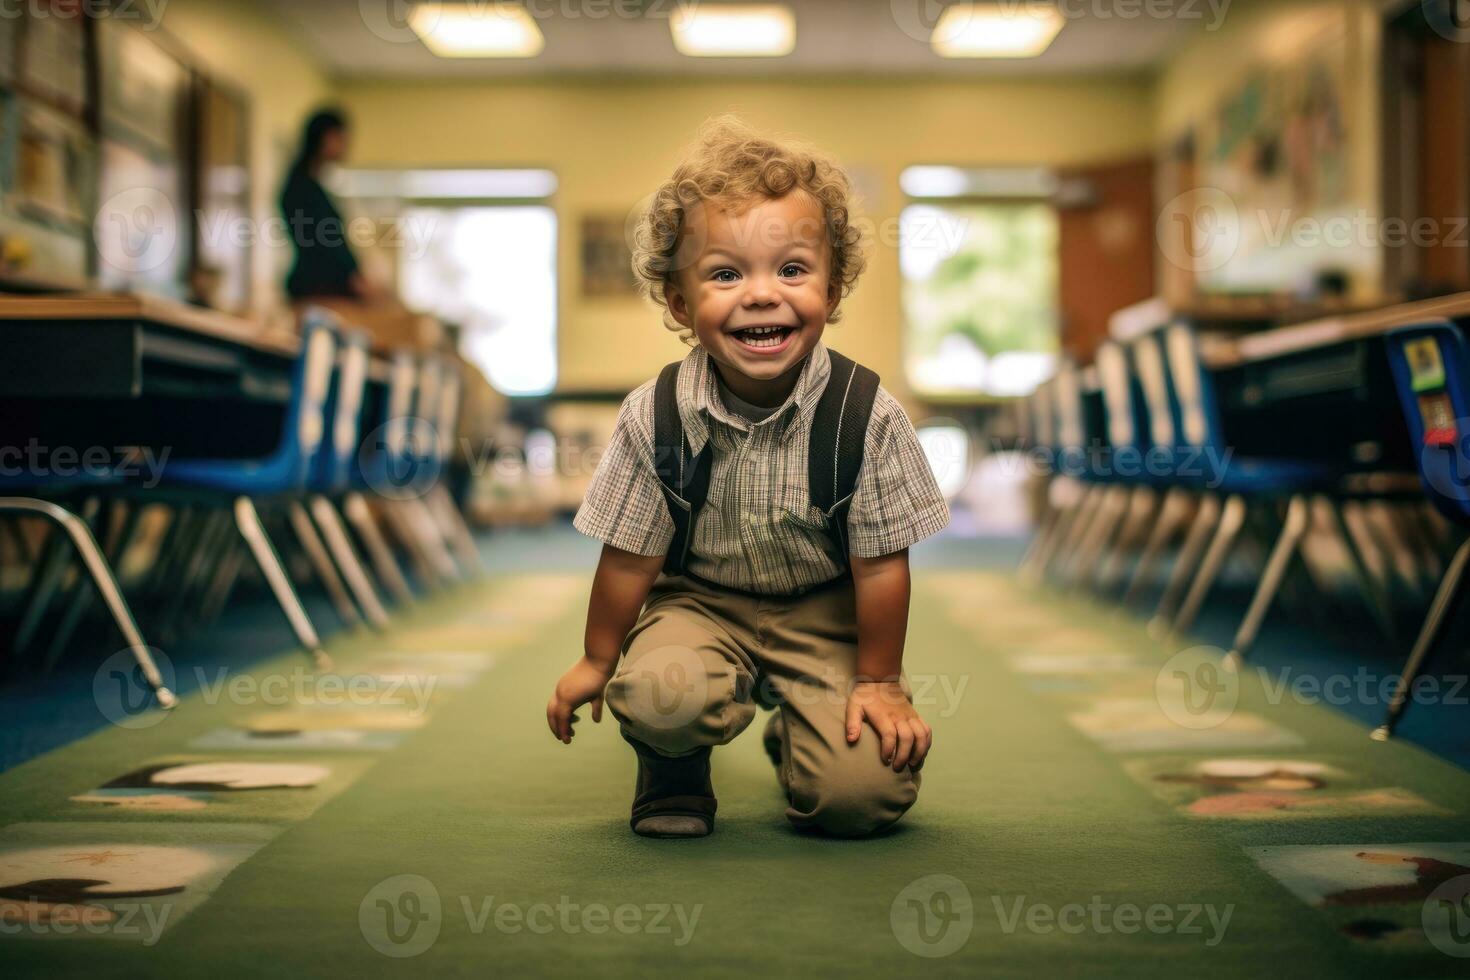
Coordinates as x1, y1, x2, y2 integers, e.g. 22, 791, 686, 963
604, 572, 919, 837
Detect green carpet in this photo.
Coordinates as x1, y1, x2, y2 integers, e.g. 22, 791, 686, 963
3, 569, 1470, 977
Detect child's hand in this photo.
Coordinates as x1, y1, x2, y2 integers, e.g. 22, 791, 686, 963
845, 680, 932, 772
547, 656, 617, 744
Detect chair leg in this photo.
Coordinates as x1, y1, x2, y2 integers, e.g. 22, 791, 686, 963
426, 484, 485, 575
1170, 494, 1248, 638
404, 496, 464, 581
0, 497, 175, 708
385, 497, 461, 587
1372, 536, 1470, 741
343, 492, 414, 605
1322, 497, 1399, 645
287, 500, 362, 629
310, 496, 390, 630
1224, 495, 1309, 669
1018, 481, 1060, 581
233, 497, 331, 670
1149, 493, 1221, 637
1041, 483, 1101, 584
1095, 486, 1156, 593
12, 523, 74, 659
157, 511, 233, 644
1026, 480, 1091, 585
45, 500, 145, 672
1122, 488, 1191, 606
1067, 485, 1129, 591
1057, 485, 1107, 581
198, 539, 248, 625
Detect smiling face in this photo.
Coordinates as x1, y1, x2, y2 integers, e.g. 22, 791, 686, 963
663, 193, 838, 405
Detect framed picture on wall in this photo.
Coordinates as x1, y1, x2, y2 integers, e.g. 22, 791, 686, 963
580, 213, 638, 297
0, 13, 18, 88
195, 77, 253, 312
97, 17, 187, 154
14, 101, 92, 227
17, 3, 87, 115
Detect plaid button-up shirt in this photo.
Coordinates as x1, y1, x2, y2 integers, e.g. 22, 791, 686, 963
573, 341, 950, 595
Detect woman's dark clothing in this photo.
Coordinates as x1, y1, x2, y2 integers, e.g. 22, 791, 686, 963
280, 166, 359, 298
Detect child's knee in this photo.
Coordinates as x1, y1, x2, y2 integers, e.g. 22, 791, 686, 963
786, 753, 919, 837
604, 644, 755, 756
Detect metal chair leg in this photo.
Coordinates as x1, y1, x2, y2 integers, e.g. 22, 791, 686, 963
343, 492, 414, 605
198, 539, 247, 625
287, 500, 362, 629
1224, 495, 1309, 670
1170, 494, 1248, 638
426, 484, 485, 575
384, 497, 460, 587
1024, 480, 1088, 585
1067, 485, 1129, 591
1056, 484, 1106, 581
309, 496, 390, 630
1018, 483, 1060, 581
233, 497, 331, 670
1372, 536, 1470, 741
45, 500, 145, 672
1095, 486, 1156, 592
12, 522, 74, 659
1122, 487, 1190, 606
1149, 493, 1221, 637
404, 496, 464, 581
0, 497, 175, 708
1323, 497, 1399, 645
156, 511, 234, 644
1042, 483, 1102, 583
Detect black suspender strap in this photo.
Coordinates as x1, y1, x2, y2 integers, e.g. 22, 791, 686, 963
808, 349, 881, 567
651, 359, 710, 575
651, 349, 879, 580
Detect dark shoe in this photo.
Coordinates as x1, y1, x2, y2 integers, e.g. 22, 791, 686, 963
762, 710, 786, 772
624, 732, 716, 838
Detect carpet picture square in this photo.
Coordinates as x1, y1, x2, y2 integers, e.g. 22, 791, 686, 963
0, 822, 278, 942
67, 757, 374, 822
1123, 757, 1447, 818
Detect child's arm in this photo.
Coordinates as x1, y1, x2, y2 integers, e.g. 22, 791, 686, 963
546, 543, 664, 744
847, 548, 933, 773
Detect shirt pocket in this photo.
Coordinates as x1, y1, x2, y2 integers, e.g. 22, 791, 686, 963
774, 485, 829, 535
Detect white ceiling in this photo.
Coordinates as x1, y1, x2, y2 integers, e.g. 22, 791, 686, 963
258, 0, 1209, 79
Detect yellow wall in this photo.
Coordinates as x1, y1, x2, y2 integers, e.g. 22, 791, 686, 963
338, 76, 1155, 400
159, 0, 335, 321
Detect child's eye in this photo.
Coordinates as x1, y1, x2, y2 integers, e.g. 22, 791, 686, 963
780, 263, 805, 278
711, 269, 740, 283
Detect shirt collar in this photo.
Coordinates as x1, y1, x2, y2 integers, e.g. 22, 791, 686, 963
678, 341, 832, 454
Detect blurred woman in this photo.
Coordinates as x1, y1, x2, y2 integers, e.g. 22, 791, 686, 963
280, 108, 374, 301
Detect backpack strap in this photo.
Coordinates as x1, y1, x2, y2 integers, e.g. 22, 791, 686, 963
651, 359, 710, 575
808, 349, 881, 567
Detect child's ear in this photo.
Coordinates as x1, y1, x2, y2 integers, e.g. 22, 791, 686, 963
664, 280, 693, 328
825, 276, 841, 319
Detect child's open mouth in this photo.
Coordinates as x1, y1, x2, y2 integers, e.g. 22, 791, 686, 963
731, 325, 797, 353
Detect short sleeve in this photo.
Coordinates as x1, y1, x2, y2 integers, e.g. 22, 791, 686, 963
845, 389, 950, 558
572, 385, 675, 557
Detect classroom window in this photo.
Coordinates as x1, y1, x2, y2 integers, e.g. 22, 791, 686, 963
900, 167, 1060, 398
336, 168, 559, 397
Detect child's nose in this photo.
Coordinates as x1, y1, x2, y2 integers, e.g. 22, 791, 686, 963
741, 276, 780, 306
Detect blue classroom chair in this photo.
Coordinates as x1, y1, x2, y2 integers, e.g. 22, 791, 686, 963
1130, 321, 1350, 647
1379, 319, 1470, 739
341, 350, 420, 606
154, 309, 342, 669
302, 327, 392, 630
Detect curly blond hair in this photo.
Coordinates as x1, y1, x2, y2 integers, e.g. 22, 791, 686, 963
631, 116, 866, 344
